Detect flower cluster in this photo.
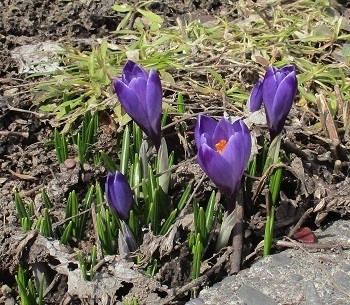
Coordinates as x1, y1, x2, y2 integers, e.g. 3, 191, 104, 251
106, 61, 296, 227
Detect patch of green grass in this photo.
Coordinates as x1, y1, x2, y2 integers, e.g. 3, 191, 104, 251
30, 1, 350, 130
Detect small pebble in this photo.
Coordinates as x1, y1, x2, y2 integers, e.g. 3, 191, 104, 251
64, 158, 76, 169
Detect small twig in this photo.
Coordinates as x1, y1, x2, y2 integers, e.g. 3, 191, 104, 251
178, 173, 206, 219
175, 275, 209, 298
334, 85, 344, 120
0, 130, 29, 138
287, 208, 313, 238
8, 169, 38, 181
43, 274, 61, 298
7, 105, 44, 118
243, 240, 264, 263
276, 239, 346, 251
250, 163, 285, 206
174, 248, 232, 298
248, 0, 274, 30
282, 141, 314, 161
161, 110, 218, 131
18, 184, 44, 197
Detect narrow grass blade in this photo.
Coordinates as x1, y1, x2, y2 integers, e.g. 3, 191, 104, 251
41, 189, 53, 209
191, 235, 203, 280
159, 208, 178, 235
120, 125, 130, 175
177, 184, 191, 211
205, 191, 215, 233
78, 185, 94, 240
100, 151, 117, 173
61, 221, 73, 244
38, 272, 45, 305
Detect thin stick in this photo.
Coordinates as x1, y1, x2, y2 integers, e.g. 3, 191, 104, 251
287, 208, 313, 238
0, 130, 29, 138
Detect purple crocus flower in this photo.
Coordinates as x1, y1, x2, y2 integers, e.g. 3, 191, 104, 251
249, 78, 264, 112
105, 171, 134, 221
195, 115, 251, 210
262, 65, 297, 140
114, 60, 162, 149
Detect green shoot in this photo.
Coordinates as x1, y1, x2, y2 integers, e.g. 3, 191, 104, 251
124, 297, 139, 305
15, 266, 45, 305
100, 150, 117, 173
14, 190, 34, 232
41, 189, 53, 209
54, 128, 68, 164
77, 246, 98, 281
176, 92, 185, 114
191, 192, 216, 280
71, 111, 99, 164
120, 125, 130, 175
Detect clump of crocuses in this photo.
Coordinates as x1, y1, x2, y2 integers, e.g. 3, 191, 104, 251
105, 171, 134, 221
195, 115, 252, 212
250, 65, 298, 140
114, 60, 162, 150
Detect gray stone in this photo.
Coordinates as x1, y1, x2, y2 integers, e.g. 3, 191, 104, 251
186, 298, 205, 305
236, 285, 278, 305
185, 219, 350, 305
302, 281, 324, 305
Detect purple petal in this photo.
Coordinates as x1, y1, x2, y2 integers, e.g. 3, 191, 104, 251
212, 118, 235, 148
146, 69, 162, 147
105, 173, 115, 209
249, 79, 264, 112
266, 68, 297, 139
105, 172, 134, 220
194, 115, 218, 149
271, 73, 297, 121
122, 60, 148, 84
235, 120, 252, 166
220, 134, 245, 193
197, 143, 236, 198
221, 121, 251, 175
262, 66, 278, 113
128, 77, 148, 110
114, 79, 153, 138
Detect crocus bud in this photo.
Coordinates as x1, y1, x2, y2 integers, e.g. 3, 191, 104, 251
249, 78, 264, 112
105, 171, 134, 221
195, 115, 251, 211
262, 65, 297, 140
114, 60, 162, 150
118, 221, 138, 256
157, 138, 170, 194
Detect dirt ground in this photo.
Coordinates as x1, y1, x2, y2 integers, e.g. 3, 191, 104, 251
0, 0, 349, 304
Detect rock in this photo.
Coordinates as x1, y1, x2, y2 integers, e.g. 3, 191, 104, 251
187, 219, 350, 305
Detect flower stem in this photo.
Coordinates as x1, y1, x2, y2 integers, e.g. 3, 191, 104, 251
229, 196, 244, 274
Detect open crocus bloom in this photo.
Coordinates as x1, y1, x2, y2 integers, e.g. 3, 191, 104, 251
105, 171, 134, 221
195, 115, 252, 202
114, 60, 162, 149
262, 65, 297, 140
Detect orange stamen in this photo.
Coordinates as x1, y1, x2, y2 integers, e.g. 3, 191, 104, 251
215, 140, 227, 154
